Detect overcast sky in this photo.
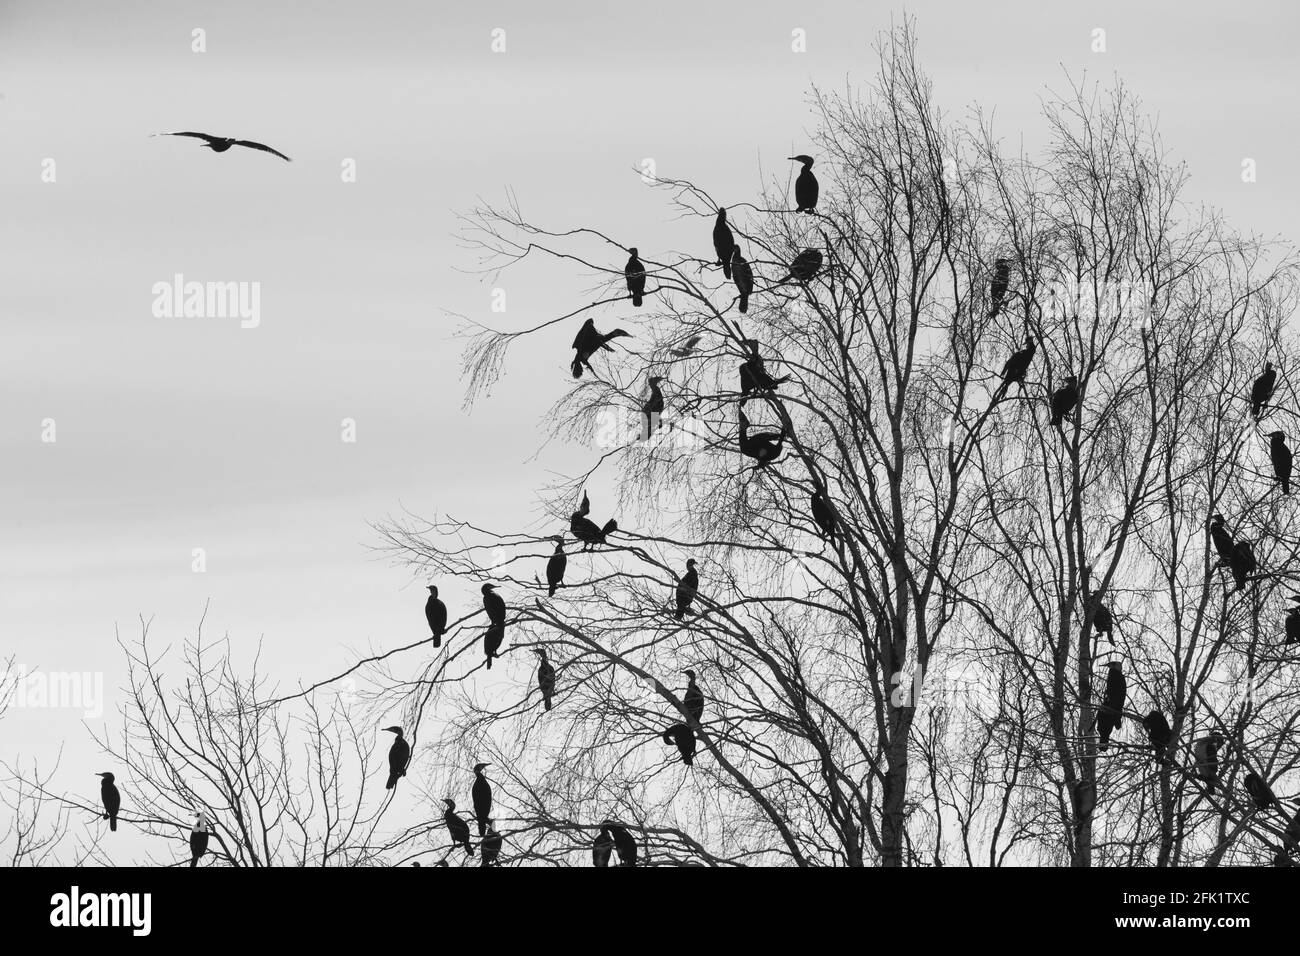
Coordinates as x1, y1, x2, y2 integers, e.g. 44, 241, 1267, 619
2, 0, 1297, 860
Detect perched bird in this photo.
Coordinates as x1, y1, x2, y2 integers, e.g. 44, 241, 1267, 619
424, 585, 447, 648
189, 812, 210, 868
570, 491, 618, 549
151, 130, 292, 162
482, 583, 506, 626
811, 489, 838, 539
670, 335, 702, 358
1097, 661, 1126, 751
571, 318, 632, 379
1209, 514, 1236, 568
1267, 431, 1292, 495
383, 726, 411, 790
443, 799, 474, 856
738, 405, 787, 466
1228, 540, 1258, 592
739, 340, 788, 396
1142, 710, 1172, 765
713, 208, 736, 278
480, 820, 502, 866
1050, 376, 1080, 427
535, 648, 556, 711
545, 537, 567, 596
605, 821, 638, 867
1244, 771, 1277, 811
1285, 596, 1300, 645
483, 623, 505, 669
999, 336, 1035, 390
642, 376, 665, 438
1071, 780, 1096, 834
625, 248, 646, 307
988, 259, 1011, 318
789, 154, 819, 212
1193, 734, 1223, 783
1088, 583, 1114, 639
471, 763, 493, 837
1250, 361, 1277, 420
732, 248, 754, 314
786, 248, 823, 283
592, 826, 615, 867
675, 559, 698, 621
97, 772, 120, 832
663, 723, 697, 766
682, 669, 705, 724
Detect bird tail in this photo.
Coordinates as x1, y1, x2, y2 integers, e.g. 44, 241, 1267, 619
432, 635, 441, 648
191, 855, 198, 868
386, 772, 398, 790
478, 821, 487, 837
722, 261, 732, 280
110, 816, 117, 832
548, 583, 557, 596
739, 293, 749, 314
571, 359, 583, 379
486, 655, 493, 670
544, 696, 552, 712
602, 519, 618, 536
632, 292, 643, 307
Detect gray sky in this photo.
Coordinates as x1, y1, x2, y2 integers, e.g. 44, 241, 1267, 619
2, 0, 1297, 859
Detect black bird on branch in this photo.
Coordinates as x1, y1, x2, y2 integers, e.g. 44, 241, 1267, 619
811, 488, 838, 539
189, 813, 210, 867
1097, 661, 1126, 751
482, 583, 507, 668
732, 248, 754, 313
1251, 361, 1277, 420
1050, 376, 1079, 427
480, 820, 502, 866
545, 536, 567, 596
713, 208, 736, 278
425, 585, 447, 647
1267, 430, 1292, 495
605, 821, 638, 867
1142, 710, 1173, 765
471, 763, 493, 837
999, 336, 1036, 391
571, 318, 632, 379
625, 248, 646, 307
663, 723, 697, 766
682, 669, 705, 724
1209, 513, 1235, 568
97, 772, 120, 832
443, 799, 474, 856
592, 825, 615, 867
1228, 540, 1258, 593
151, 130, 292, 161
675, 559, 698, 620
789, 154, 819, 212
642, 375, 665, 438
739, 339, 788, 396
570, 491, 618, 549
383, 726, 410, 790
988, 258, 1011, 318
738, 405, 787, 466
785, 248, 823, 283
534, 648, 556, 711
1245, 771, 1277, 811
1193, 734, 1223, 783
483, 623, 504, 669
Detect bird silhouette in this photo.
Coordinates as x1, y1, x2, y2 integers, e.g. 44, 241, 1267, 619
732, 248, 754, 313
1228, 540, 1258, 592
988, 258, 1011, 318
592, 825, 615, 867
642, 376, 665, 438
97, 772, 120, 832
534, 648, 556, 711
1000, 336, 1035, 391
738, 405, 787, 466
443, 799, 474, 855
713, 208, 736, 278
671, 335, 702, 358
189, 812, 210, 867
1245, 772, 1277, 811
1209, 514, 1235, 568
625, 248, 646, 307
545, 537, 567, 596
571, 318, 632, 379
1267, 431, 1292, 494
786, 248, 823, 283
383, 726, 410, 790
738, 339, 788, 396
480, 819, 502, 866
1097, 661, 1126, 751
789, 154, 819, 212
1286, 596, 1300, 645
1193, 734, 1223, 783
605, 821, 638, 866
811, 489, 838, 539
682, 669, 705, 724
675, 559, 698, 620
1251, 362, 1277, 419
151, 131, 291, 161
570, 491, 618, 549
663, 723, 697, 765
1142, 710, 1172, 765
1050, 376, 1079, 427
424, 585, 447, 648
471, 763, 493, 837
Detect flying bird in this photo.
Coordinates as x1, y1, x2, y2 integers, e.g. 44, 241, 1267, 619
471, 763, 493, 837
789, 154, 819, 212
443, 799, 474, 856
151, 131, 292, 162
424, 585, 447, 648
713, 208, 736, 278
545, 537, 567, 596
625, 248, 646, 307
383, 726, 410, 790
535, 648, 556, 711
732, 248, 754, 314
671, 335, 702, 358
570, 491, 618, 549
1250, 362, 1277, 419
1267, 431, 1292, 494
571, 318, 632, 379
189, 812, 210, 867
675, 559, 698, 620
97, 772, 120, 832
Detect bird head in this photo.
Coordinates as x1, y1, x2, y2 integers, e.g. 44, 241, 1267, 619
684, 668, 696, 680
481, 583, 496, 594
628, 247, 639, 257
473, 762, 490, 773
1210, 513, 1224, 525
426, 584, 438, 596
649, 375, 663, 385
382, 725, 402, 735
552, 534, 565, 548
1107, 661, 1122, 671
686, 558, 696, 569
97, 772, 115, 783
443, 799, 456, 809
1265, 361, 1275, 371
788, 154, 814, 166
1268, 430, 1286, 440
717, 207, 727, 220
533, 647, 548, 658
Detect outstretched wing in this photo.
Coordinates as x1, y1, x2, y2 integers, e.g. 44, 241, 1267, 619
233, 139, 292, 162
151, 131, 220, 144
